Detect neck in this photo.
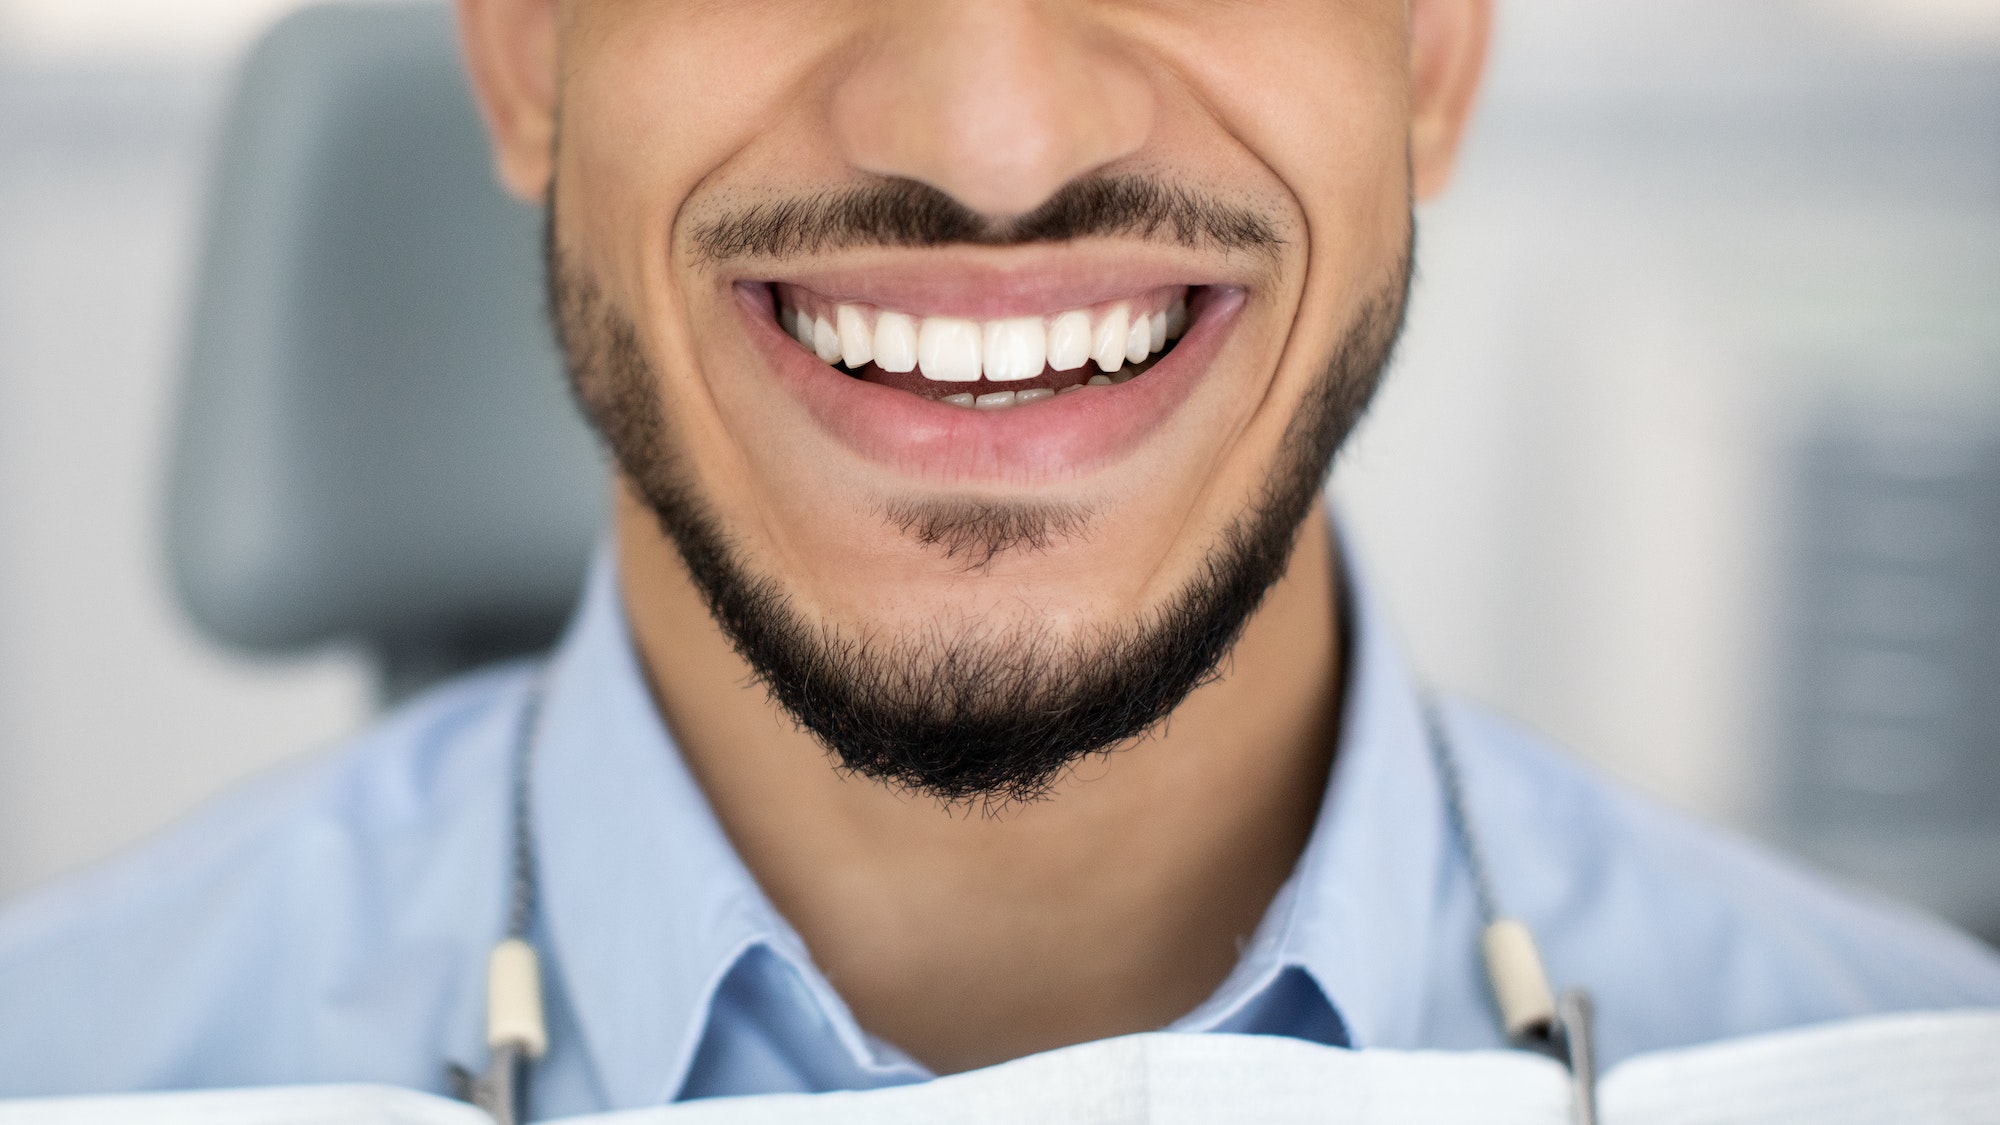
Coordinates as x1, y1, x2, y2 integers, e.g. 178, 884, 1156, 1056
617, 484, 1344, 1074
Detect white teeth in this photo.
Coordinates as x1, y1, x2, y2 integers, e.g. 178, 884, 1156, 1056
781, 290, 1185, 384
1047, 310, 1091, 371
873, 311, 918, 373
1016, 388, 1055, 403
1087, 374, 1112, 386
974, 391, 1016, 409
1124, 314, 1150, 365
1092, 305, 1130, 372
942, 393, 975, 407
918, 316, 983, 382
983, 317, 1047, 383
813, 316, 842, 364
837, 305, 872, 367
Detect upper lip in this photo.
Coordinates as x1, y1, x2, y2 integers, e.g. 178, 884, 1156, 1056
730, 241, 1261, 320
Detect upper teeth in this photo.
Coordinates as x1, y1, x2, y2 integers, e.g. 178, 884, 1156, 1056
779, 289, 1188, 383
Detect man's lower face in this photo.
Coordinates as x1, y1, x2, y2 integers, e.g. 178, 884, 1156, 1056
550, 179, 1411, 803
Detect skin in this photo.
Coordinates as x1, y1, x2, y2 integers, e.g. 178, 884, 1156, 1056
457, 0, 1489, 1075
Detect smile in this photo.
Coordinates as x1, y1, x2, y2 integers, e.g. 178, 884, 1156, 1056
735, 269, 1246, 482
773, 283, 1189, 410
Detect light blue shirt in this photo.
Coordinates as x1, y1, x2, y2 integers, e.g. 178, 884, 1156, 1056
2, 538, 1996, 1116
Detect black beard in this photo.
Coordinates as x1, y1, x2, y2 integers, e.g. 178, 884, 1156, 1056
546, 201, 1410, 805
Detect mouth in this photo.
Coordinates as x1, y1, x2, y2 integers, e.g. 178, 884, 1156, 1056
734, 268, 1245, 482
771, 283, 1189, 410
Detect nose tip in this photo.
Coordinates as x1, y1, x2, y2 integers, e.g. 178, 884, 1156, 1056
829, 2, 1155, 220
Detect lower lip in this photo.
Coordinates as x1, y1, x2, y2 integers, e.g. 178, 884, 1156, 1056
736, 284, 1245, 483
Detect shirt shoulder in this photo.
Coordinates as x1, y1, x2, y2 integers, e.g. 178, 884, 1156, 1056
0, 664, 531, 1097
1442, 700, 2000, 1062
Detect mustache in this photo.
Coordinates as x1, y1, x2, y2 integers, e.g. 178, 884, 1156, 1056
689, 174, 1284, 264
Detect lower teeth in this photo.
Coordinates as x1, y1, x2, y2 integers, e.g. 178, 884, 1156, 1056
945, 378, 1114, 409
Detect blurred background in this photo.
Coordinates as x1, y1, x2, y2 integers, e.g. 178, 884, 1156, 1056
0, 0, 1996, 943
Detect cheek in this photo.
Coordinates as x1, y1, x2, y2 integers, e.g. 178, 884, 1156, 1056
556, 4, 850, 308
1138, 3, 1412, 283
1123, 8, 1410, 441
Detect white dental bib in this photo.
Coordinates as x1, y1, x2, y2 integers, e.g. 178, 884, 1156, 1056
3, 1009, 1994, 1125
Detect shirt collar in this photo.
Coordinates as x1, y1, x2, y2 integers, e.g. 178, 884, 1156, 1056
530, 523, 1450, 1107
1192, 532, 1450, 1049
532, 549, 827, 1107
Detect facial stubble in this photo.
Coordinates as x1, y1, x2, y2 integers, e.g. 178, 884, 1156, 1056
548, 212, 1411, 805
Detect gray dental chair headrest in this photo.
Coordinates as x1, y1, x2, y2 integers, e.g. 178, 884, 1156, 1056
168, 0, 606, 702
